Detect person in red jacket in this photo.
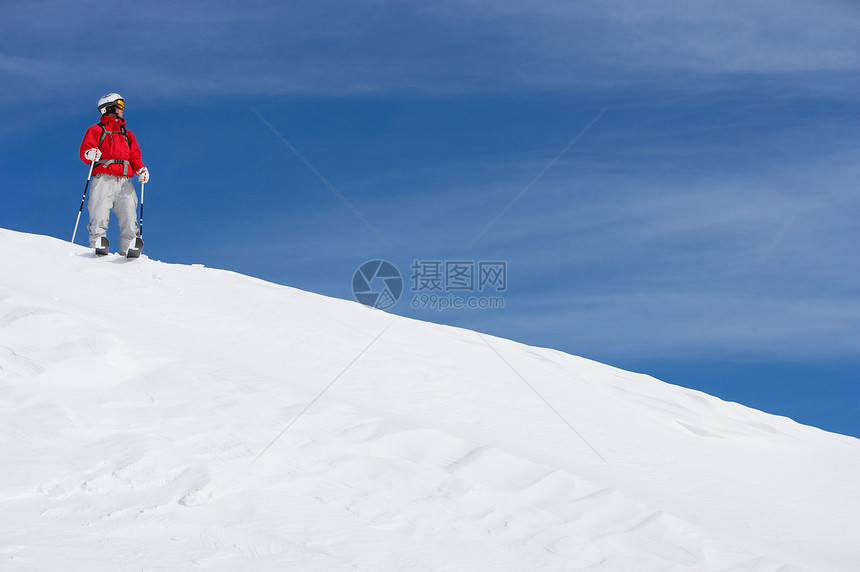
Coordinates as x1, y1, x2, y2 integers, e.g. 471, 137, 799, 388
79, 93, 149, 255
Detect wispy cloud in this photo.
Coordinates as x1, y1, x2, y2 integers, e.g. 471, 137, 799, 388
530, 0, 859, 73
499, 290, 860, 361
2, 0, 857, 107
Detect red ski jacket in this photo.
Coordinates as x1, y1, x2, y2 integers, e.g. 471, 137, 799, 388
79, 115, 145, 178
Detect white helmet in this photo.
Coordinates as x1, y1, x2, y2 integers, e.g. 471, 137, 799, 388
97, 93, 124, 115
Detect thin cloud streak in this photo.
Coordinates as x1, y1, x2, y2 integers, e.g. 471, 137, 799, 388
500, 291, 860, 361
1, 0, 857, 108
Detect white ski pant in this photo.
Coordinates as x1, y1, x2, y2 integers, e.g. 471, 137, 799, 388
87, 174, 138, 253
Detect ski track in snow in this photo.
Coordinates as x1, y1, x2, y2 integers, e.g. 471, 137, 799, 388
0, 228, 858, 571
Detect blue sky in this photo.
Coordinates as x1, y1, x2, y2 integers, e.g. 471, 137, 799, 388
2, 0, 858, 436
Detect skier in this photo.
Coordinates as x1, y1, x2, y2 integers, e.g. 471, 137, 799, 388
79, 93, 149, 256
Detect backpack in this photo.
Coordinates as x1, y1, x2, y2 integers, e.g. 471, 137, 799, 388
97, 123, 132, 149
94, 123, 134, 176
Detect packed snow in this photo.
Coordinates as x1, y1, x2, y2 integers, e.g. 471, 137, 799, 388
1, 228, 858, 571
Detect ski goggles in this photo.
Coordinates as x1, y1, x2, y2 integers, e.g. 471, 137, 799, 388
114, 99, 125, 109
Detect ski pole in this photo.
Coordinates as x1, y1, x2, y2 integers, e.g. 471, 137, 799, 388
71, 160, 96, 244
138, 181, 145, 238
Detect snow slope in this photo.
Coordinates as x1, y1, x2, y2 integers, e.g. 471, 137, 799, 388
1, 228, 858, 571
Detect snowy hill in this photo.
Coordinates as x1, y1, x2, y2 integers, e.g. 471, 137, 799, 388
1, 228, 858, 571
